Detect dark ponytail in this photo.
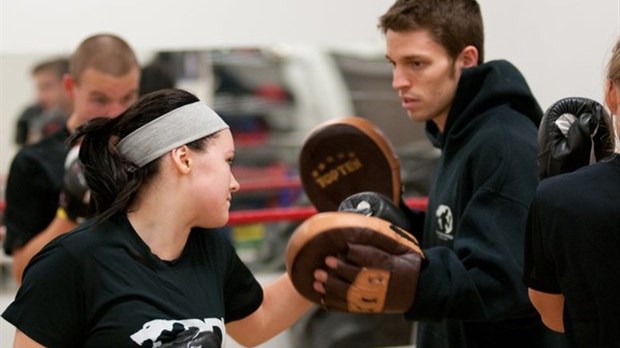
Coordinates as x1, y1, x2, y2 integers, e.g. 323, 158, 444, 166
69, 88, 200, 221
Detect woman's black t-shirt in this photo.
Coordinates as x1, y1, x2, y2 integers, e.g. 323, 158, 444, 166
2, 214, 263, 347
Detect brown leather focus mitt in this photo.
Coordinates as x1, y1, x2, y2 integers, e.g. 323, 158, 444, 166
286, 212, 424, 313
299, 116, 402, 212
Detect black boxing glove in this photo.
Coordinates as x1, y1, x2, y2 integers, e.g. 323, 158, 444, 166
59, 146, 92, 223
537, 97, 615, 179
338, 191, 412, 233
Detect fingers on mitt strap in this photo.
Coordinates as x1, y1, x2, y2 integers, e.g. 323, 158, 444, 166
285, 212, 423, 313
345, 267, 391, 312
346, 243, 422, 312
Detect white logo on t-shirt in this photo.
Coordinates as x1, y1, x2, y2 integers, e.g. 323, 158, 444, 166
435, 204, 454, 241
130, 318, 226, 347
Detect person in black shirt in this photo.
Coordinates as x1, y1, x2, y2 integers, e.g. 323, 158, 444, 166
14, 57, 72, 146
4, 34, 141, 284
312, 0, 566, 347
524, 37, 620, 347
2, 88, 312, 347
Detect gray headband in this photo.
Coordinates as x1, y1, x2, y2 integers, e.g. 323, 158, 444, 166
117, 101, 229, 168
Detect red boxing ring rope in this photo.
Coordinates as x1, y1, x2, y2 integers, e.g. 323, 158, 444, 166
0, 179, 428, 227
228, 197, 428, 225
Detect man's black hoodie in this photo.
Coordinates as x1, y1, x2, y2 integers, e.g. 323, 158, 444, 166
404, 60, 566, 347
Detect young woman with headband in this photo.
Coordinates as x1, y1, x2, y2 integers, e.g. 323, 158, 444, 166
2, 88, 312, 348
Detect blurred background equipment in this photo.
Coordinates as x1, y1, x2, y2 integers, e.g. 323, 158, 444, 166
1, 45, 438, 348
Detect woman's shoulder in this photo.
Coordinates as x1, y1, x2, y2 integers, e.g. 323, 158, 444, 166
48, 217, 123, 256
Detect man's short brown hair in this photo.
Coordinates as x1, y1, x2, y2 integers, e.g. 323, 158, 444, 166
32, 57, 69, 79
378, 0, 484, 65
70, 33, 139, 82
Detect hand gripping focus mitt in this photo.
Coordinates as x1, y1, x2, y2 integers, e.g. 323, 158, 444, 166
285, 212, 424, 313
537, 97, 615, 179
298, 116, 402, 212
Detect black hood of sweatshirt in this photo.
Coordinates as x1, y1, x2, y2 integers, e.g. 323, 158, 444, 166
426, 60, 542, 149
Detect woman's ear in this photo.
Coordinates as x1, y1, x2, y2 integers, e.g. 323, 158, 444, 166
171, 146, 192, 174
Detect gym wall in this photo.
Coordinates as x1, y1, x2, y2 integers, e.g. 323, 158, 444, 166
1, 0, 619, 175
